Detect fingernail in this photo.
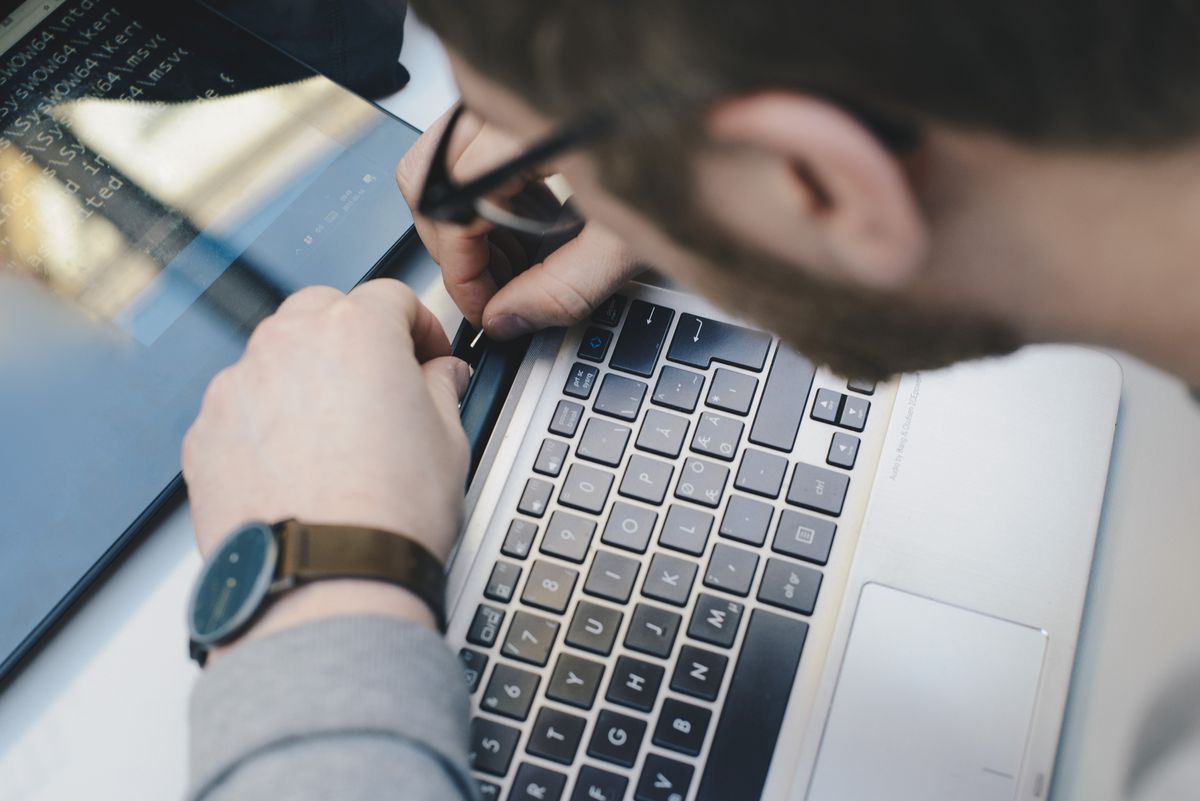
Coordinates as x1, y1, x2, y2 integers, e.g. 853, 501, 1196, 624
487, 314, 534, 341
453, 359, 471, 398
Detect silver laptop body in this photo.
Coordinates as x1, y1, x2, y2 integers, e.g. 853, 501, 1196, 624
446, 279, 1122, 801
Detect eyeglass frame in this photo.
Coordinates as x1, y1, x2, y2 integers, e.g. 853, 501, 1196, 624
416, 97, 919, 234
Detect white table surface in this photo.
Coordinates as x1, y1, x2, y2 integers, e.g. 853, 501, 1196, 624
2, 14, 1198, 801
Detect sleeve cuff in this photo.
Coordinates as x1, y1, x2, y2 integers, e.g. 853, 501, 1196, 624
187, 615, 472, 800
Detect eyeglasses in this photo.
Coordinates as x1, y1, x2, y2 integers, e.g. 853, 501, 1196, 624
417, 98, 919, 238
417, 103, 611, 238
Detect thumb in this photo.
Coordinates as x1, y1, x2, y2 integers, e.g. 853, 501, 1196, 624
422, 355, 471, 431
481, 223, 639, 339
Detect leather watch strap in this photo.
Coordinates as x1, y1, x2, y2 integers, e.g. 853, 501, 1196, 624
274, 520, 447, 630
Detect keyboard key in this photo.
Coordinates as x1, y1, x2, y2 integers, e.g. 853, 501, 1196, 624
588, 709, 647, 767
703, 544, 759, 597
651, 366, 705, 413
518, 477, 554, 518
511, 762, 568, 801
571, 766, 628, 801
578, 418, 632, 467
502, 518, 538, 560
811, 388, 843, 424
527, 707, 587, 765
838, 394, 870, 431
484, 560, 522, 602
827, 431, 860, 469
592, 294, 627, 327
482, 663, 541, 720
578, 326, 613, 362
610, 300, 674, 377
734, 448, 788, 499
467, 604, 505, 648
469, 716, 521, 776
667, 313, 771, 371
541, 510, 597, 563
636, 753, 695, 801
618, 454, 674, 505
706, 368, 758, 416
594, 374, 648, 421
549, 400, 585, 437
695, 610, 808, 801
601, 502, 657, 553
675, 457, 729, 508
502, 610, 560, 666
847, 377, 877, 395
566, 600, 624, 655
606, 655, 665, 712
718, 495, 773, 547
458, 648, 488, 693
653, 697, 712, 756
559, 463, 615, 515
748, 346, 816, 452
690, 412, 744, 462
625, 603, 681, 658
757, 558, 822, 615
564, 362, 600, 399
534, 438, 570, 477
670, 645, 728, 701
635, 409, 689, 457
478, 779, 501, 799
659, 504, 713, 555
642, 553, 698, 607
787, 462, 850, 517
773, 509, 837, 565
584, 550, 641, 604
547, 652, 606, 709
522, 560, 579, 613
688, 594, 745, 648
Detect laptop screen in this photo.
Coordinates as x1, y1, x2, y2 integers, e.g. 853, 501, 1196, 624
0, 0, 419, 673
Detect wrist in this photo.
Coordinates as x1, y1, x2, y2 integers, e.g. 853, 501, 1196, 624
207, 579, 436, 665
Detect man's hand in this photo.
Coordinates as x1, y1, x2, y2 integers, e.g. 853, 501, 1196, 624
396, 106, 640, 339
182, 280, 470, 643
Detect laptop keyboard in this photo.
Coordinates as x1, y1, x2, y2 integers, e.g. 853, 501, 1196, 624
455, 293, 877, 801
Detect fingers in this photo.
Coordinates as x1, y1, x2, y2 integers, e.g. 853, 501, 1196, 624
421, 355, 471, 431
346, 279, 451, 361
274, 285, 342, 316
482, 222, 640, 338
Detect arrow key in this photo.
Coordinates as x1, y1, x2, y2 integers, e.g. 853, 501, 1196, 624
827, 432, 860, 469
838, 395, 870, 432
635, 753, 695, 801
811, 388, 844, 424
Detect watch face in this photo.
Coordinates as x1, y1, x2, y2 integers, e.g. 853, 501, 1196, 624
188, 523, 277, 644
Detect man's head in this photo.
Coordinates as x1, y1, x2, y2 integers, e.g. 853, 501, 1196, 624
411, 0, 1200, 380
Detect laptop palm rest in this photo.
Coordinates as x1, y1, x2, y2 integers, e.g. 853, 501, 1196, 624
807, 583, 1047, 801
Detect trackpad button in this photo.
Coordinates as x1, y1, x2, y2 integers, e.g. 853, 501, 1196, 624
807, 584, 1046, 801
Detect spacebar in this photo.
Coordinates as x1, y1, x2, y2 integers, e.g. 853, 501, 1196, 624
696, 610, 808, 801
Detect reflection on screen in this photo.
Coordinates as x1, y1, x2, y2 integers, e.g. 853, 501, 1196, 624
0, 0, 419, 673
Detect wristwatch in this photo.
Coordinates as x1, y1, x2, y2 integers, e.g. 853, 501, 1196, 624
187, 519, 446, 666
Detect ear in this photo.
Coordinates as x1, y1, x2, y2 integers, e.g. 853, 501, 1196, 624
706, 92, 928, 291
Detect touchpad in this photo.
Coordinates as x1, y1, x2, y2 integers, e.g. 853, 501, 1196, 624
807, 584, 1046, 801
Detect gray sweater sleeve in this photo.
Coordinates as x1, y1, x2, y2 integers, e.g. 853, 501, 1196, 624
186, 616, 476, 801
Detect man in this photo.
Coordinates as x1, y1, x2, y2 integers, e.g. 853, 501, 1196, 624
181, 1, 1200, 799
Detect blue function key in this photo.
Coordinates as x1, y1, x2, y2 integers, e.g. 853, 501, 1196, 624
578, 327, 613, 362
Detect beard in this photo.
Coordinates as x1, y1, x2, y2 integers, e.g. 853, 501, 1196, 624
661, 219, 1022, 383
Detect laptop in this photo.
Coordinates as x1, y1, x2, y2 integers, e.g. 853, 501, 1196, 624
0, 2, 1122, 801
448, 281, 1121, 801
0, 0, 421, 680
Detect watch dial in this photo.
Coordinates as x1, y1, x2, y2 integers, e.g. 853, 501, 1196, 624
190, 523, 276, 642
